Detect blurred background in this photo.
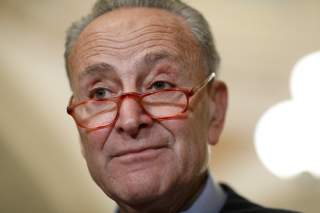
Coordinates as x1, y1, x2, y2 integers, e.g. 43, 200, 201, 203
1, 0, 319, 212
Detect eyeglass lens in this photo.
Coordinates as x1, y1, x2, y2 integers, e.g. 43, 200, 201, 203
73, 90, 187, 129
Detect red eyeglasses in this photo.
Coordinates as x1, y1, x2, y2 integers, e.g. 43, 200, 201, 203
67, 72, 215, 131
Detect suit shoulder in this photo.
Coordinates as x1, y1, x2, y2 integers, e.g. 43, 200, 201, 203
219, 184, 301, 213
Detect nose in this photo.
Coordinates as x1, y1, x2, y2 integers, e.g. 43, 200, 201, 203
115, 96, 153, 138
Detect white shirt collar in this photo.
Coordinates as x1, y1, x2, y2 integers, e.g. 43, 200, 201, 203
181, 172, 226, 213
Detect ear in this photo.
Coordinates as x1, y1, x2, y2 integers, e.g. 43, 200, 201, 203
207, 80, 228, 146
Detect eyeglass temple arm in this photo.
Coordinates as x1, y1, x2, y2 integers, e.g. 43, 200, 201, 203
191, 72, 216, 94
67, 95, 74, 114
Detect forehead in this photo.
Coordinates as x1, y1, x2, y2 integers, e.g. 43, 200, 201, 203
68, 7, 202, 83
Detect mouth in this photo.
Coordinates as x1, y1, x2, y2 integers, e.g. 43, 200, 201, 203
112, 146, 167, 163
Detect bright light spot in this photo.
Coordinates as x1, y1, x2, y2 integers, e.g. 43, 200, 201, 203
291, 52, 320, 105
255, 51, 320, 178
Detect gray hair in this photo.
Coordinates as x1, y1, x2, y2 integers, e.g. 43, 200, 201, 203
64, 0, 220, 79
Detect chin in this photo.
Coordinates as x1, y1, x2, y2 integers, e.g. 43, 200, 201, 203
114, 174, 162, 204
106, 166, 176, 206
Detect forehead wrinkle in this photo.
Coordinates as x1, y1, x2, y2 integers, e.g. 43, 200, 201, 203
80, 42, 181, 70
78, 23, 179, 48
79, 37, 180, 63
77, 30, 178, 61
78, 33, 175, 59
79, 36, 178, 58
73, 20, 187, 63
131, 23, 177, 33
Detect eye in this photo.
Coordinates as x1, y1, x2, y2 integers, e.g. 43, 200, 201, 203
89, 87, 112, 100
149, 81, 175, 90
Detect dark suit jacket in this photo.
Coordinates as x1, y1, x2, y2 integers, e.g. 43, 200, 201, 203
219, 184, 302, 213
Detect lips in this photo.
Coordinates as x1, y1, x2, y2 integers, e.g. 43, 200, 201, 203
113, 144, 166, 157
111, 145, 167, 162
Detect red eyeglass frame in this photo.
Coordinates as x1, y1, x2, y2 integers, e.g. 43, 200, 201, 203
67, 72, 216, 131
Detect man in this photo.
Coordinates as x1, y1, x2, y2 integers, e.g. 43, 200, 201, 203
65, 0, 299, 212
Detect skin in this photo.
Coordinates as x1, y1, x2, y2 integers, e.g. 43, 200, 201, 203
67, 7, 228, 213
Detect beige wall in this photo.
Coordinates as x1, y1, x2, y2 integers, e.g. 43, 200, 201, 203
1, 0, 319, 212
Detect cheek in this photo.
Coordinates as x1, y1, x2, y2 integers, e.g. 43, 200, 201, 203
164, 118, 209, 175
80, 128, 112, 151
79, 127, 113, 174
78, 128, 113, 186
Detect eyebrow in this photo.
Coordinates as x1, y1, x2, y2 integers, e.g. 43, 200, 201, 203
143, 50, 180, 68
79, 63, 114, 81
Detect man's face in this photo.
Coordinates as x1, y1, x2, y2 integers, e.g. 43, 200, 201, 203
68, 7, 226, 207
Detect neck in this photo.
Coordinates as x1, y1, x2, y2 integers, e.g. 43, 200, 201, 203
118, 173, 208, 213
